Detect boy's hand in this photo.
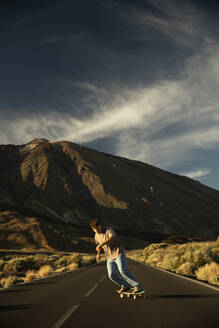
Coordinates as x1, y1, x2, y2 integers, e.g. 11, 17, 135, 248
96, 254, 100, 263
96, 244, 101, 252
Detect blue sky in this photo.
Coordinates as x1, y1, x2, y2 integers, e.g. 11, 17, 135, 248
1, 0, 219, 190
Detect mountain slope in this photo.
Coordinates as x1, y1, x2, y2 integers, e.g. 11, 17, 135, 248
0, 138, 219, 242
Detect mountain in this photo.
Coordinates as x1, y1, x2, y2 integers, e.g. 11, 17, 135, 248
0, 138, 219, 251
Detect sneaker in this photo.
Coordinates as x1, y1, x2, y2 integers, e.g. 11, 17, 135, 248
117, 285, 131, 294
132, 285, 144, 293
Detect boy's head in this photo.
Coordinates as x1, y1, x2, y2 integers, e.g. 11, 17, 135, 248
90, 218, 102, 233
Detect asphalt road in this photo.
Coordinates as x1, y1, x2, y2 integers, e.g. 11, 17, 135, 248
0, 259, 219, 328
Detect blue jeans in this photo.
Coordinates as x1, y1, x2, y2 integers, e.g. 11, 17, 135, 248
107, 252, 140, 288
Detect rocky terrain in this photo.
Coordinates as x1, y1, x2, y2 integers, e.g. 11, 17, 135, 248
0, 138, 219, 251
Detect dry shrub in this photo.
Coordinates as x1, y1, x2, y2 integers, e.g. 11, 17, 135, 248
195, 262, 219, 285
55, 267, 67, 273
3, 257, 29, 274
176, 262, 197, 276
33, 254, 48, 269
146, 248, 166, 266
1, 276, 17, 288
211, 247, 219, 262
81, 255, 96, 266
0, 277, 6, 288
143, 243, 167, 261
0, 260, 5, 271
54, 256, 71, 268
37, 265, 52, 278
24, 270, 37, 282
54, 254, 83, 269
159, 253, 184, 271
66, 262, 78, 271
192, 246, 213, 267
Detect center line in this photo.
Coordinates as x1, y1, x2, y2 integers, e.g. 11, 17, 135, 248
84, 284, 98, 298
99, 276, 105, 282
51, 304, 79, 328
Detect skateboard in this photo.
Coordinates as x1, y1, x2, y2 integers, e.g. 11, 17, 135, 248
120, 290, 146, 300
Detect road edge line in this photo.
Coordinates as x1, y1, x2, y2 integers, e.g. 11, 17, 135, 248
128, 258, 219, 292
0, 262, 103, 292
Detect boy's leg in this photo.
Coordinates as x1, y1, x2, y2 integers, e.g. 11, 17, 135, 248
106, 258, 130, 287
115, 252, 141, 288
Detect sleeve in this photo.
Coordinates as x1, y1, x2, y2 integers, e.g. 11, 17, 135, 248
106, 228, 116, 239
94, 235, 99, 245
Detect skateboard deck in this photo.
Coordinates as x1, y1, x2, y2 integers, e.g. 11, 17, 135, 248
120, 290, 146, 300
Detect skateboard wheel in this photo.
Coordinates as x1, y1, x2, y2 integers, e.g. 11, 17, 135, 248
127, 294, 130, 298
133, 295, 136, 300
120, 293, 124, 298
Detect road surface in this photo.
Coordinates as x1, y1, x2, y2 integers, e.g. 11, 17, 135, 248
0, 259, 219, 328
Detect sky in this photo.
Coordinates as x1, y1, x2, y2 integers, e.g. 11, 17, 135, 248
1, 0, 219, 190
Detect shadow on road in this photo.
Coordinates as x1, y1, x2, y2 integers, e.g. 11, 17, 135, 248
0, 288, 31, 294
28, 281, 56, 286
151, 294, 219, 299
0, 304, 34, 312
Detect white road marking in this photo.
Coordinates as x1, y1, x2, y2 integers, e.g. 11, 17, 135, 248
84, 284, 99, 298
129, 258, 219, 292
99, 275, 105, 282
51, 304, 79, 328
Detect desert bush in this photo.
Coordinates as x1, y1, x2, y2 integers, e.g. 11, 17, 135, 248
54, 256, 71, 268
2, 276, 18, 288
0, 259, 5, 270
195, 262, 219, 285
182, 249, 194, 263
54, 254, 82, 269
66, 262, 78, 271
47, 255, 59, 268
192, 246, 213, 267
72, 254, 83, 266
37, 265, 52, 278
24, 270, 37, 282
145, 248, 166, 266
159, 252, 184, 271
81, 255, 96, 266
211, 247, 219, 262
176, 262, 197, 276
32, 254, 48, 269
55, 267, 67, 273
143, 243, 167, 261
3, 257, 30, 274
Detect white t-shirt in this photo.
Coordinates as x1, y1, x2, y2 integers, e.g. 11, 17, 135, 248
95, 228, 125, 260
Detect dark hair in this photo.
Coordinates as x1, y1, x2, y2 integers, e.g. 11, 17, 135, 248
90, 218, 101, 229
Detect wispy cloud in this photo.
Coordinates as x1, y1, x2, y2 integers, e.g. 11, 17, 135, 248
1, 0, 219, 185
1, 40, 219, 169
181, 169, 212, 179
32, 33, 84, 46
10, 15, 34, 29
117, 0, 207, 46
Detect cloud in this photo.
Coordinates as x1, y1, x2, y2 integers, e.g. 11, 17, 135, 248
114, 42, 219, 166
118, 0, 207, 46
1, 0, 219, 182
1, 39, 219, 170
10, 15, 34, 29
180, 169, 212, 179
32, 33, 84, 46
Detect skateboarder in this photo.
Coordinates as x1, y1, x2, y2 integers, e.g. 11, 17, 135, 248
90, 218, 143, 294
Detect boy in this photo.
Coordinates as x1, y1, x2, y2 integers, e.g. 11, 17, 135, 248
90, 218, 143, 294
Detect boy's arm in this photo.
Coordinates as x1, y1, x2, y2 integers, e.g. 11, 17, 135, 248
96, 244, 101, 263
96, 231, 115, 251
